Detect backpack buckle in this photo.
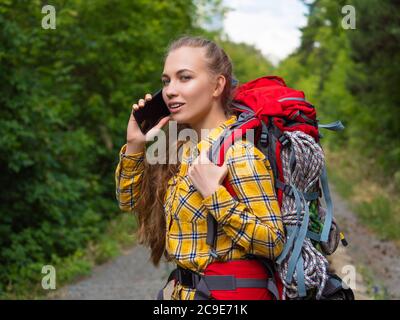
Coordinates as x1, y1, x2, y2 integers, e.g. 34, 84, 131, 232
177, 266, 201, 288
260, 132, 268, 146
210, 248, 222, 260
278, 135, 290, 147
283, 184, 293, 197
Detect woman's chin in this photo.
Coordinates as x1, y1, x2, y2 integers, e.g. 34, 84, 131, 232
170, 113, 188, 124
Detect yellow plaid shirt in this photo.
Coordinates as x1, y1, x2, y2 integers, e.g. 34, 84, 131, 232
115, 115, 285, 300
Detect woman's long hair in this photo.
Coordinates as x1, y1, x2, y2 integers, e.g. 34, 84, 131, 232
135, 36, 236, 266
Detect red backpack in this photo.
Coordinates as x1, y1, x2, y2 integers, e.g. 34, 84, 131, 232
205, 75, 353, 300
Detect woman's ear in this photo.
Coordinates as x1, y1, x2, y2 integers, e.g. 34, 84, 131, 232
213, 75, 226, 98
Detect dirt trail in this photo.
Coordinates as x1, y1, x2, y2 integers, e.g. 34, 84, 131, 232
51, 245, 173, 300
51, 188, 399, 300
329, 186, 400, 299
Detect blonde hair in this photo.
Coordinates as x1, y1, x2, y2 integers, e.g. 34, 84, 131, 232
135, 35, 236, 265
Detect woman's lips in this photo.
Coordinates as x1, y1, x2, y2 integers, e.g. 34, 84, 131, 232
168, 103, 185, 113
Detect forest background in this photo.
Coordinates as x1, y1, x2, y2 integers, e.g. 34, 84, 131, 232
0, 0, 398, 298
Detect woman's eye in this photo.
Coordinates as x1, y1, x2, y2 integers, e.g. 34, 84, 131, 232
161, 76, 190, 86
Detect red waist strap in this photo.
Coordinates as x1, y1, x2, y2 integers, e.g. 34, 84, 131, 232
204, 259, 271, 278
203, 258, 282, 300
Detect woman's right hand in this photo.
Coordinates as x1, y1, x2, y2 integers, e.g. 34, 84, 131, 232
126, 93, 170, 154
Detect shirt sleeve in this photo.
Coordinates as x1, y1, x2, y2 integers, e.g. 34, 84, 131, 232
201, 140, 285, 259
115, 144, 145, 212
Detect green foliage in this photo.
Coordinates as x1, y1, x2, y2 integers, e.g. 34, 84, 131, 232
1, 0, 270, 299
0, 0, 223, 297
326, 148, 400, 244
1, 213, 137, 299
277, 0, 400, 175
277, 0, 400, 245
356, 196, 400, 241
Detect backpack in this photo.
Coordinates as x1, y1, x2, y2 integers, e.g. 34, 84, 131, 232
206, 75, 354, 300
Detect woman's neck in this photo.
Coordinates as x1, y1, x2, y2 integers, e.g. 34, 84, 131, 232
190, 104, 229, 141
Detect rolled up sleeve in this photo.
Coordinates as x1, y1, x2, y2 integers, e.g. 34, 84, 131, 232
115, 144, 145, 212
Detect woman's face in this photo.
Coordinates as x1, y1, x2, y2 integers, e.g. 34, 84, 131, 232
161, 46, 218, 125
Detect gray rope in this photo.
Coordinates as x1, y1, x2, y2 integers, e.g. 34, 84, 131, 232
277, 131, 329, 300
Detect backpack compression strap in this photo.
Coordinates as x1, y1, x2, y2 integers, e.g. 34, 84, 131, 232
206, 104, 345, 294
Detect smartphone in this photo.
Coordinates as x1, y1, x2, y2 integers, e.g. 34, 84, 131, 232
133, 89, 171, 134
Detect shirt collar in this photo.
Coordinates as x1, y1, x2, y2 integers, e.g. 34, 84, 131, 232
197, 115, 237, 151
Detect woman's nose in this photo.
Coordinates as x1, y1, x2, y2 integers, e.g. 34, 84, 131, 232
164, 82, 178, 99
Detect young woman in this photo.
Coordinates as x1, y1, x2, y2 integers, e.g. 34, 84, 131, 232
115, 36, 285, 300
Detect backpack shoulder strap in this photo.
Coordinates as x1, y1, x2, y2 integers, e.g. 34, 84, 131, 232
205, 112, 261, 257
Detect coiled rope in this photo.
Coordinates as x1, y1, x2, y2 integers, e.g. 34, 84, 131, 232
277, 131, 329, 299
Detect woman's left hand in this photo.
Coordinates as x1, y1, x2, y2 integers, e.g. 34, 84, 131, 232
188, 148, 228, 199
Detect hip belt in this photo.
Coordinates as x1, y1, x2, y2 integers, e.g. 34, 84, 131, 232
157, 257, 280, 300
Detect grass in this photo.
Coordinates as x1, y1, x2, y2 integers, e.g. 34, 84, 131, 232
324, 145, 399, 300
324, 147, 400, 246
1, 213, 138, 300
357, 264, 390, 300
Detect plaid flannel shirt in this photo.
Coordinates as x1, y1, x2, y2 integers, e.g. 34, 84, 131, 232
115, 115, 285, 300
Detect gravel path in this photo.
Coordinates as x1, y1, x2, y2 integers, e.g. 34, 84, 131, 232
329, 185, 400, 299
52, 189, 398, 300
52, 245, 174, 300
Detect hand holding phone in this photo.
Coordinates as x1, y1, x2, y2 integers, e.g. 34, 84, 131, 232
132, 89, 171, 134
126, 91, 170, 154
